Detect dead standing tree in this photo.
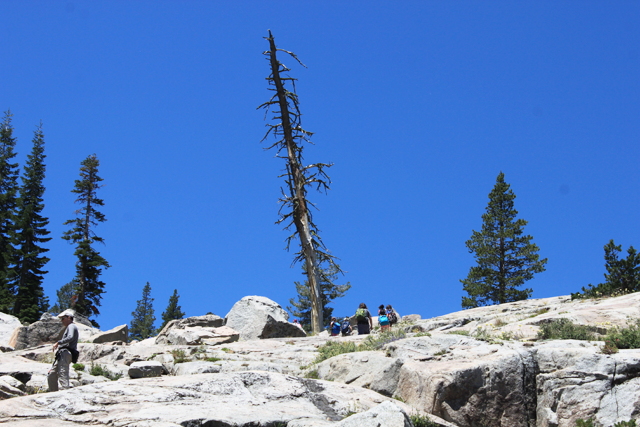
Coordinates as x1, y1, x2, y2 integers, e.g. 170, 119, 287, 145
258, 31, 336, 334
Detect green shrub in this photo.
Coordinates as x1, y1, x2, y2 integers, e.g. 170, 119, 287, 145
414, 331, 431, 338
474, 326, 494, 342
313, 329, 409, 365
537, 319, 596, 341
499, 331, 514, 341
605, 319, 640, 349
171, 349, 189, 364
72, 363, 85, 371
304, 368, 320, 379
205, 357, 221, 362
360, 329, 407, 351
494, 318, 507, 327
601, 340, 619, 354
573, 416, 638, 426
315, 341, 358, 363
530, 307, 550, 318
90, 363, 122, 381
410, 413, 439, 427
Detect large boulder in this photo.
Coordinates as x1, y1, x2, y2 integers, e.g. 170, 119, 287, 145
162, 325, 239, 346
8, 314, 65, 350
128, 361, 164, 379
535, 342, 640, 427
0, 353, 51, 385
157, 314, 225, 337
402, 314, 421, 323
395, 342, 537, 427
88, 324, 128, 344
8, 312, 99, 350
386, 334, 640, 427
155, 314, 232, 345
0, 312, 21, 348
0, 378, 25, 399
225, 296, 306, 341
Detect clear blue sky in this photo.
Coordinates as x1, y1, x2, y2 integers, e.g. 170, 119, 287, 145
2, 1, 638, 330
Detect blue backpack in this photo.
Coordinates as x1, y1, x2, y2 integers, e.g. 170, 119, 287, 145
331, 322, 341, 334
379, 314, 389, 326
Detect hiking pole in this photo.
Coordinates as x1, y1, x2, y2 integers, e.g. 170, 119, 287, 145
42, 348, 58, 393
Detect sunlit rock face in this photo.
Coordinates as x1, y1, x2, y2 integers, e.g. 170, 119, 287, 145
225, 295, 306, 340
0, 293, 638, 427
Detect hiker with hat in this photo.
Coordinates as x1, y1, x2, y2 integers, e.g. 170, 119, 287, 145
47, 309, 79, 392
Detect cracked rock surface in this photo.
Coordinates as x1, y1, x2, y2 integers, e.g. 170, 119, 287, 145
0, 292, 638, 426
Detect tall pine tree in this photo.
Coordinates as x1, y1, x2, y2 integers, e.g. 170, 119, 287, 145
130, 282, 156, 341
461, 172, 547, 308
11, 123, 51, 323
288, 253, 350, 332
62, 154, 110, 326
0, 111, 19, 313
159, 289, 185, 332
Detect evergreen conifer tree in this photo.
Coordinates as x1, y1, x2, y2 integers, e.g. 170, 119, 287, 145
50, 280, 76, 314
572, 240, 639, 299
62, 154, 110, 326
287, 254, 350, 332
130, 282, 156, 341
11, 123, 51, 322
159, 289, 185, 332
0, 111, 19, 313
461, 172, 547, 308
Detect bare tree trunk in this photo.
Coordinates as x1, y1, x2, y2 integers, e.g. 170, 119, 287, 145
267, 32, 323, 333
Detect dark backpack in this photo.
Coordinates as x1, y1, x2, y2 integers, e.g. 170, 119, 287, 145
56, 347, 79, 364
387, 311, 398, 325
341, 321, 351, 335
355, 308, 367, 321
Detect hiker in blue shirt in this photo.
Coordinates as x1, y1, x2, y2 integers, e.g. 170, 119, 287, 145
330, 317, 341, 336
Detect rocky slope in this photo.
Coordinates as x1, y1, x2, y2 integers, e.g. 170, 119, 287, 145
0, 293, 638, 426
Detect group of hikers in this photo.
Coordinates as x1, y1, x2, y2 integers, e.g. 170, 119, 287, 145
329, 303, 399, 336
47, 304, 401, 392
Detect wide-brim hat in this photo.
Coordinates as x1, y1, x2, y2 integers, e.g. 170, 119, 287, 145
57, 309, 76, 318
